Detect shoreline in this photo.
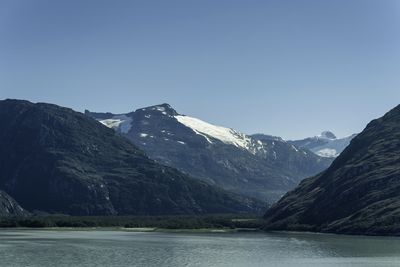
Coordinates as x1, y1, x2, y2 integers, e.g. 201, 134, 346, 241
0, 226, 262, 233
1, 227, 399, 237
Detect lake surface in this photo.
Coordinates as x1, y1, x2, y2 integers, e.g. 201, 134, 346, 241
0, 230, 400, 267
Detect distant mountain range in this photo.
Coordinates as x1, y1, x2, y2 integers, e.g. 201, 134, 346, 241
289, 131, 357, 158
2, 98, 399, 236
264, 104, 400, 235
0, 99, 264, 216
86, 104, 333, 203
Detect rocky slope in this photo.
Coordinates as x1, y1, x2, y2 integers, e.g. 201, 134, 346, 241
264, 104, 400, 235
86, 104, 332, 202
0, 99, 264, 216
0, 190, 28, 217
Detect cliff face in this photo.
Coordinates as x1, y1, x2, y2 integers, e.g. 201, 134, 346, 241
0, 190, 28, 217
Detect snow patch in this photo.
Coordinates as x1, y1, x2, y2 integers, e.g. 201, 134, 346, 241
100, 115, 132, 133
175, 115, 256, 152
100, 119, 122, 129
316, 148, 338, 157
152, 106, 166, 112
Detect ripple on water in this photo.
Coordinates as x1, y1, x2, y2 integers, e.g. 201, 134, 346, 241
0, 231, 400, 267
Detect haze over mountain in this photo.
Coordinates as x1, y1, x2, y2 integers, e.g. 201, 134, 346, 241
264, 104, 400, 235
0, 99, 263, 216
86, 104, 333, 203
289, 131, 357, 158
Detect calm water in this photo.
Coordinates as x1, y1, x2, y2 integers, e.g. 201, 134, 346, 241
0, 230, 400, 267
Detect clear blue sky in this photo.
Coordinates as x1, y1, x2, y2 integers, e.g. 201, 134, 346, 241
1, 0, 399, 139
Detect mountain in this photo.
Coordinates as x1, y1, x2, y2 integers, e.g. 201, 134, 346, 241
86, 104, 333, 203
0, 99, 264, 216
0, 190, 29, 217
264, 104, 400, 235
289, 131, 356, 158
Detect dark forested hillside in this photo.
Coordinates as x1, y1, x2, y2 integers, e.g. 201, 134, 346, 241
264, 104, 400, 235
0, 99, 264, 216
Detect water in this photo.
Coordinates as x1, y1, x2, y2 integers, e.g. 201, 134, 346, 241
0, 230, 400, 267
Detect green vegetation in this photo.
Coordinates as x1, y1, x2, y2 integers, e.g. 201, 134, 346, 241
0, 214, 264, 230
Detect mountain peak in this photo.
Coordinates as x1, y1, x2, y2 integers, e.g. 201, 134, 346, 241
1, 99, 263, 215
136, 103, 178, 116
320, 131, 336, 139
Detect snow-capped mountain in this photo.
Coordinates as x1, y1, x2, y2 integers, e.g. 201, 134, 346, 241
0, 99, 263, 216
86, 104, 333, 203
289, 131, 357, 158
